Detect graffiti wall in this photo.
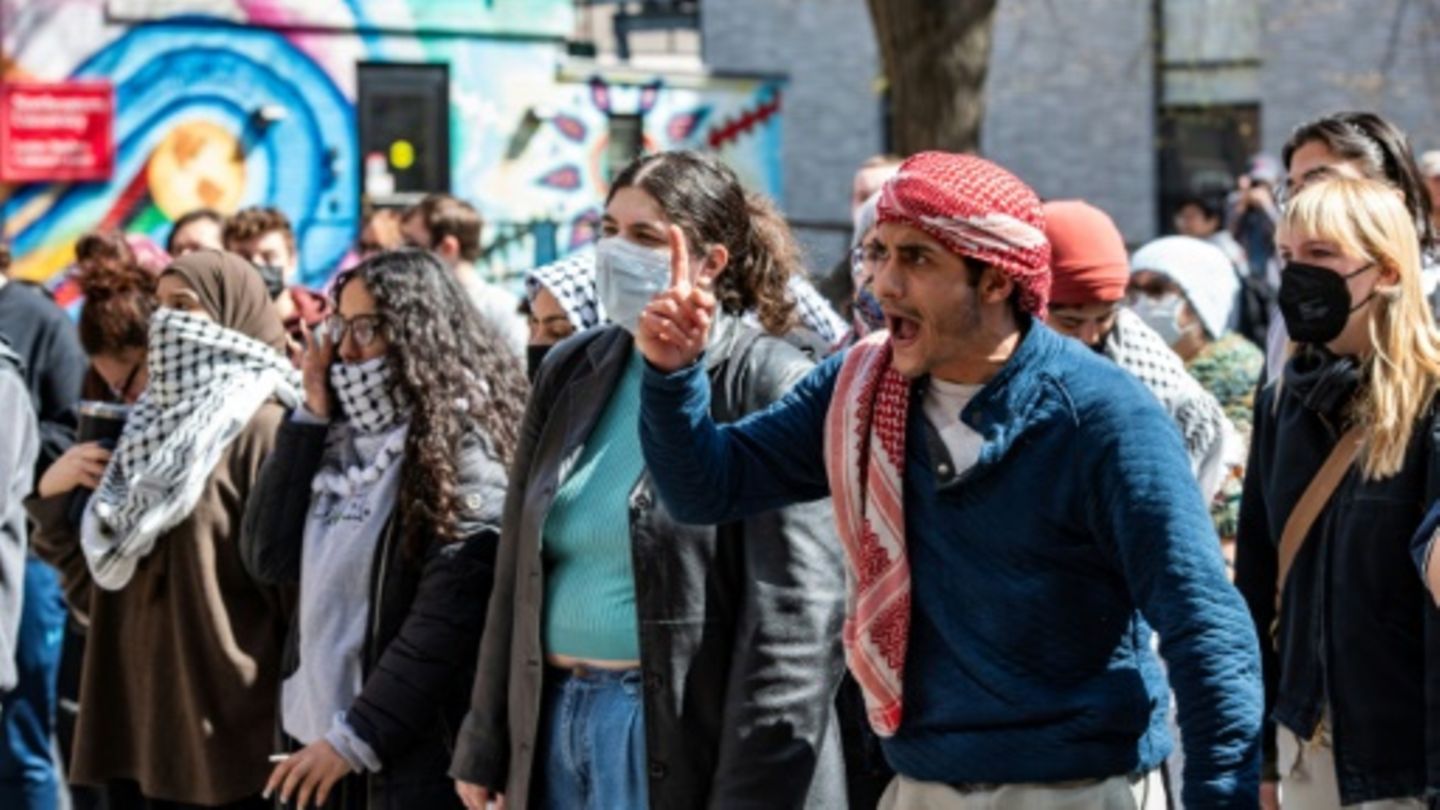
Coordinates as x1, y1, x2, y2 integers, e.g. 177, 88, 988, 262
0, 0, 784, 294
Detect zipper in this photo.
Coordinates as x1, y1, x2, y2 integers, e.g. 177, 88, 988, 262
627, 475, 657, 786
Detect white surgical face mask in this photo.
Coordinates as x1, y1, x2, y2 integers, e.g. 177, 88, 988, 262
594, 236, 673, 332
1130, 292, 1193, 347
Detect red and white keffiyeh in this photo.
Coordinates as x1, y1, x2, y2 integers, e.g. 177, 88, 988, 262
824, 331, 912, 737
877, 151, 1051, 317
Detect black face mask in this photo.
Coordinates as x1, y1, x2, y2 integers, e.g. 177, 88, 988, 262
255, 264, 287, 299
526, 344, 552, 382
1277, 261, 1374, 345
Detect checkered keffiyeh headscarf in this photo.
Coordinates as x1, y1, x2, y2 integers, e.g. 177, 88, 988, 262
526, 248, 605, 332
81, 308, 301, 590
877, 152, 1052, 316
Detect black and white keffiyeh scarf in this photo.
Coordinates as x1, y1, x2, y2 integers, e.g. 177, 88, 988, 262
526, 248, 605, 332
312, 357, 410, 499
81, 308, 302, 590
1103, 307, 1226, 466
329, 356, 407, 436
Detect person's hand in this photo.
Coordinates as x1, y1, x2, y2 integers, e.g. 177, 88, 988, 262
37, 442, 112, 498
299, 320, 334, 419
636, 225, 717, 374
455, 780, 504, 810
1259, 779, 1279, 810
264, 739, 353, 810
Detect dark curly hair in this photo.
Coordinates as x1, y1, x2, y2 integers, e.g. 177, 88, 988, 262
335, 249, 528, 557
607, 150, 800, 335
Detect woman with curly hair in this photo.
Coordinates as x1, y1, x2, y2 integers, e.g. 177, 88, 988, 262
241, 248, 524, 810
451, 150, 846, 810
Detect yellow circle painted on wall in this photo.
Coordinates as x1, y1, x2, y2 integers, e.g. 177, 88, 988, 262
147, 120, 247, 218
389, 139, 416, 171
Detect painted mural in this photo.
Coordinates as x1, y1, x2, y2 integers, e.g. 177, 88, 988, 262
0, 0, 784, 298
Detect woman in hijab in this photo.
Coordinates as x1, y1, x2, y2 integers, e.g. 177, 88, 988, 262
27, 249, 298, 809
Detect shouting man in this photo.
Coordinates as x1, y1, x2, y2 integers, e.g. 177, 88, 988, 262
634, 152, 1262, 809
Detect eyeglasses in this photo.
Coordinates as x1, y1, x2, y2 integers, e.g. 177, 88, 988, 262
851, 242, 886, 278
323, 313, 387, 348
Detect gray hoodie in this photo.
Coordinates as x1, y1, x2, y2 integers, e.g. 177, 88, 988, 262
0, 338, 38, 692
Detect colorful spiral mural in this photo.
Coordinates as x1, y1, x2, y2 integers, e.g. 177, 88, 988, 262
0, 0, 785, 295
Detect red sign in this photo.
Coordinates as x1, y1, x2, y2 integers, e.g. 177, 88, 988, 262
0, 81, 114, 182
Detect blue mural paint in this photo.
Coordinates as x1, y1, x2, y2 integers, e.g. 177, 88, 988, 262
6, 18, 359, 285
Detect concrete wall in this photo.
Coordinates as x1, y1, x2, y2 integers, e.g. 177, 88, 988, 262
703, 0, 1440, 256
983, 0, 1157, 244
702, 0, 884, 272
1260, 0, 1440, 157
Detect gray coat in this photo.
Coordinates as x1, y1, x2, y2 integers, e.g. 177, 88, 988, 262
450, 316, 848, 810
0, 339, 37, 692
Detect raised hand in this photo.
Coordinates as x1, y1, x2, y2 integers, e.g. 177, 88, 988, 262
636, 225, 718, 373
299, 320, 335, 419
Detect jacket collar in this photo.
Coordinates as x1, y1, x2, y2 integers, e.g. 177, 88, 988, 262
704, 312, 745, 372
553, 327, 634, 474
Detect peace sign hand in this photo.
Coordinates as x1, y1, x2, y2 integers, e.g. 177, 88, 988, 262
636, 225, 718, 373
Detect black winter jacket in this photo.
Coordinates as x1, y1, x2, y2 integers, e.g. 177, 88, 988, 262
450, 317, 849, 810
242, 417, 507, 810
1235, 356, 1440, 805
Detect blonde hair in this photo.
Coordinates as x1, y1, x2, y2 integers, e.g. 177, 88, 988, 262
1279, 176, 1440, 479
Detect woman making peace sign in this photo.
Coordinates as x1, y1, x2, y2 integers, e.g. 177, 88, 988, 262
451, 151, 847, 810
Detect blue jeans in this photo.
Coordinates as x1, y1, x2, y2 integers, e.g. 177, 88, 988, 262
0, 558, 67, 810
539, 667, 648, 810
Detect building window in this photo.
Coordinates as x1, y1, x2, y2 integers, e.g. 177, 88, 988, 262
607, 113, 644, 181
1155, 0, 1262, 231
572, 1, 702, 64
357, 63, 450, 204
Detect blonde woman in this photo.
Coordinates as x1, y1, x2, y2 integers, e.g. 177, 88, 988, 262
1235, 176, 1440, 809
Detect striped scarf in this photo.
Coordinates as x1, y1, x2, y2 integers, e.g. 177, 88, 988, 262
823, 331, 912, 736
81, 309, 300, 590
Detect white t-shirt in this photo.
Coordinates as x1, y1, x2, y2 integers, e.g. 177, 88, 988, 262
922, 377, 986, 478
